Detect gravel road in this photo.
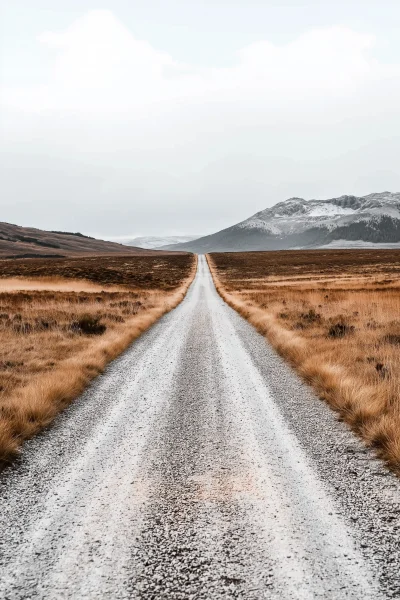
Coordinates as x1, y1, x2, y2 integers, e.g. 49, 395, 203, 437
1, 255, 400, 599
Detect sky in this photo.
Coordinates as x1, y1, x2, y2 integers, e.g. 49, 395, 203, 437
1, 1, 400, 238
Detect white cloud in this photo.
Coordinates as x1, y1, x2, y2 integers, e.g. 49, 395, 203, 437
36, 11, 175, 97
1, 10, 400, 235
4, 9, 399, 116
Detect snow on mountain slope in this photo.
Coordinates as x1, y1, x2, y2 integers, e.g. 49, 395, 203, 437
241, 192, 400, 235
306, 204, 356, 217
166, 192, 400, 252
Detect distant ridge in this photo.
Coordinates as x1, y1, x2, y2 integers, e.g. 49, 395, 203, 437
0, 222, 155, 258
162, 192, 400, 252
126, 235, 200, 250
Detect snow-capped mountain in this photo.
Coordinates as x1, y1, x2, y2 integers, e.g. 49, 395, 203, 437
164, 192, 400, 252
126, 235, 200, 250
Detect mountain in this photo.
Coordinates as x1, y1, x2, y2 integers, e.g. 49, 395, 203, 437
127, 235, 200, 249
163, 192, 400, 253
0, 222, 153, 258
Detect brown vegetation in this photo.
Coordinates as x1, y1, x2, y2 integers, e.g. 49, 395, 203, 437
0, 254, 193, 288
208, 250, 400, 474
0, 221, 160, 257
0, 254, 196, 463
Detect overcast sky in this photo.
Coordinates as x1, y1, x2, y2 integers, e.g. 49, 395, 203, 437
1, 1, 400, 238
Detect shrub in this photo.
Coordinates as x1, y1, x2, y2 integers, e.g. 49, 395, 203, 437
35, 318, 57, 331
105, 314, 125, 323
13, 322, 33, 334
71, 315, 106, 335
376, 362, 390, 379
300, 308, 321, 322
328, 323, 355, 338
383, 334, 400, 346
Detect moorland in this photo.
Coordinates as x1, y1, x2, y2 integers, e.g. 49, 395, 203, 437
0, 253, 195, 463
0, 221, 155, 258
209, 249, 400, 472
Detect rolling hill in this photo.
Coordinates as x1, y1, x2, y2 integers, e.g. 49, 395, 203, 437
0, 222, 151, 258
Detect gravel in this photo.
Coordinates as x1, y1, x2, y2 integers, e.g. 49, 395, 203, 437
0, 255, 399, 598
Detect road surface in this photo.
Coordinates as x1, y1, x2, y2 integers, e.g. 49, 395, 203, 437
1, 255, 400, 599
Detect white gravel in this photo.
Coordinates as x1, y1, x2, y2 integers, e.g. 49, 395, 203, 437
0, 255, 399, 599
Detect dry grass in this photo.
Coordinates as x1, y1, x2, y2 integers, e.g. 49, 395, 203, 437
208, 250, 400, 474
0, 253, 194, 289
0, 254, 196, 463
0, 277, 124, 293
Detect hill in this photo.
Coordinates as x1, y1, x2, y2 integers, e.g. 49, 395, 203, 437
0, 222, 152, 258
163, 192, 400, 252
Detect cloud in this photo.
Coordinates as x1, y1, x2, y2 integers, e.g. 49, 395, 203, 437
36, 11, 175, 99
4, 9, 398, 116
1, 10, 400, 235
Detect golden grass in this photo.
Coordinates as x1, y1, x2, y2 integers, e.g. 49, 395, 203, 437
0, 277, 125, 293
0, 255, 197, 463
208, 251, 400, 474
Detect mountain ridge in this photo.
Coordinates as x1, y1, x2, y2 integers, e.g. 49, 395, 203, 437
163, 192, 400, 252
126, 235, 200, 250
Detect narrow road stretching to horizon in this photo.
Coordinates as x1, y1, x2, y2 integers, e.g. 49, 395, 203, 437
1, 256, 400, 599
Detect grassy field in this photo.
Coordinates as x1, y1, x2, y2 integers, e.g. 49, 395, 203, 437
0, 253, 196, 463
0, 254, 193, 288
208, 249, 400, 473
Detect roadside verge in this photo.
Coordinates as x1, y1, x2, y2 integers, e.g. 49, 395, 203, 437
206, 253, 400, 475
0, 255, 197, 464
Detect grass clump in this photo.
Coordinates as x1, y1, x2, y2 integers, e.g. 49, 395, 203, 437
71, 315, 106, 335
328, 322, 355, 338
